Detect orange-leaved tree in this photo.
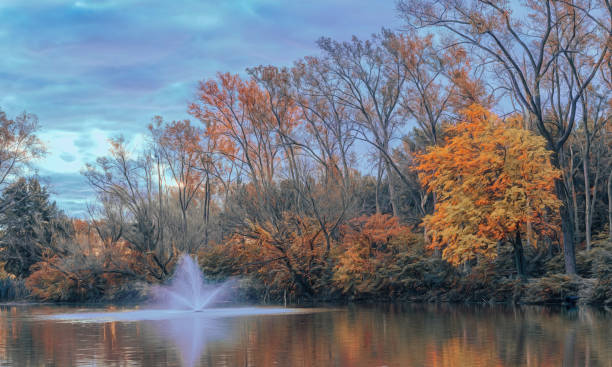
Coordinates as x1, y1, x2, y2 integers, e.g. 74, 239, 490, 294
333, 214, 416, 297
221, 212, 330, 301
415, 105, 561, 278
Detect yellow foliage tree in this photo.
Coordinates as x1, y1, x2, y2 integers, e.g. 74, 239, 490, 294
416, 105, 561, 278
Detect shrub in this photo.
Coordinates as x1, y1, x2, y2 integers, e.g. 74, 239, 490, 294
217, 213, 333, 301
0, 277, 29, 301
25, 239, 146, 302
584, 239, 612, 305
333, 214, 420, 299
522, 274, 580, 304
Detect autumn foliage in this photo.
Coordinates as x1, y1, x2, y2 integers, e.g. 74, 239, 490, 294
416, 105, 561, 267
333, 214, 415, 296
220, 213, 329, 300
25, 219, 149, 301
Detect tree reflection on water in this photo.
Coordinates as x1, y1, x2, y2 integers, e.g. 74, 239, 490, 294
0, 304, 611, 366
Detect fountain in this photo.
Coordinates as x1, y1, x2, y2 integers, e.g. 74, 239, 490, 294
150, 255, 227, 311
43, 253, 316, 366
47, 253, 308, 323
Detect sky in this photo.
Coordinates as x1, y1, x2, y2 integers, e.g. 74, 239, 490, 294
0, 0, 401, 216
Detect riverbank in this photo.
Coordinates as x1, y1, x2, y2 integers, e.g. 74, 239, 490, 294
3, 273, 610, 307
228, 274, 611, 307
199, 238, 612, 307
3, 238, 611, 307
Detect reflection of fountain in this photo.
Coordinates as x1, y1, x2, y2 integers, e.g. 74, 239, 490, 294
45, 310, 311, 367
151, 255, 226, 311
148, 314, 227, 367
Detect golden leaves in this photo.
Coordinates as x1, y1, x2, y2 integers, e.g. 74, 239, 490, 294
415, 105, 561, 265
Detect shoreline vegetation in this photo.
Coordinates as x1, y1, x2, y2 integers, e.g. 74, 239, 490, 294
1, 2, 611, 307
2, 233, 611, 307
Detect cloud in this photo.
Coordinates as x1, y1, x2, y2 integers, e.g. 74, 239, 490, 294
37, 129, 113, 174
39, 171, 94, 217
0, 0, 399, 215
59, 152, 76, 163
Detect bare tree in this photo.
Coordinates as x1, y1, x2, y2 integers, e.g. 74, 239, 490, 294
248, 65, 355, 252
577, 93, 609, 249
316, 31, 409, 217
0, 109, 45, 190
149, 118, 211, 251
83, 137, 176, 281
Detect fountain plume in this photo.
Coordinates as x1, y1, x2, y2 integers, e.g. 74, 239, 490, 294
151, 254, 226, 311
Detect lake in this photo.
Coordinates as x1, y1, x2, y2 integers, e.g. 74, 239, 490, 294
1, 303, 611, 366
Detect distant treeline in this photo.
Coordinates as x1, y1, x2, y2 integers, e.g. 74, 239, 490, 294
1, 0, 611, 305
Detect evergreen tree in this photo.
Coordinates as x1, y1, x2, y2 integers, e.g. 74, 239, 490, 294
0, 178, 71, 277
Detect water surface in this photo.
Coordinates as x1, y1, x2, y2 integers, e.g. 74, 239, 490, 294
1, 303, 611, 366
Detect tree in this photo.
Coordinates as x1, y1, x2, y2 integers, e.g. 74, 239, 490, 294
416, 105, 561, 278
190, 73, 280, 192
149, 118, 213, 250
576, 93, 609, 249
398, 0, 611, 274
0, 178, 72, 277
316, 31, 409, 217
189, 72, 286, 237
250, 65, 352, 253
225, 212, 329, 300
190, 69, 351, 256
388, 32, 492, 245
83, 137, 177, 281
0, 109, 45, 191
292, 56, 357, 192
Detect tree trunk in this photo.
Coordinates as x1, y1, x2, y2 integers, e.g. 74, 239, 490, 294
568, 146, 580, 242
588, 151, 601, 251
583, 147, 592, 250
203, 173, 210, 247
526, 221, 532, 248
385, 160, 399, 217
512, 230, 527, 280
425, 192, 442, 258
581, 139, 600, 251
552, 152, 577, 275
571, 180, 580, 244
181, 209, 188, 242
608, 168, 612, 242
375, 157, 383, 214
557, 179, 577, 275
